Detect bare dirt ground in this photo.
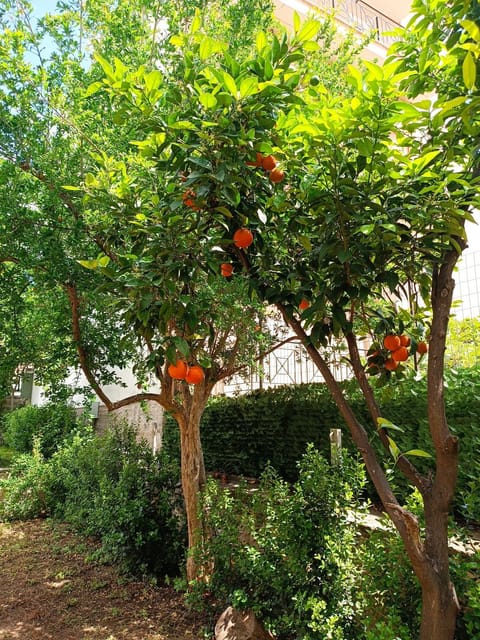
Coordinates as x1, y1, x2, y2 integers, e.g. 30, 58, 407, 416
0, 519, 212, 640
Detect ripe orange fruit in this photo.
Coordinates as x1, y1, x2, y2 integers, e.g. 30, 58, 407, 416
269, 168, 285, 184
299, 298, 310, 310
246, 152, 263, 167
168, 359, 188, 380
417, 341, 428, 355
220, 263, 233, 277
182, 189, 200, 210
383, 334, 401, 351
399, 335, 411, 347
384, 358, 399, 371
262, 155, 277, 171
233, 228, 254, 249
391, 346, 409, 362
185, 365, 205, 384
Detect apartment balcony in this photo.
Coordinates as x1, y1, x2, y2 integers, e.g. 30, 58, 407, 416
276, 0, 409, 56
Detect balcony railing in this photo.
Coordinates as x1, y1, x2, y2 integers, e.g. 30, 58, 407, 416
312, 0, 403, 47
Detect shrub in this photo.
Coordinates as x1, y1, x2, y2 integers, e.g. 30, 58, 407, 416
50, 422, 186, 576
0, 440, 53, 520
191, 446, 367, 639
0, 422, 186, 577
2, 402, 80, 458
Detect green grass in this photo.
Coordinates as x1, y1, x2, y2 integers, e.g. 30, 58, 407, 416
0, 446, 15, 468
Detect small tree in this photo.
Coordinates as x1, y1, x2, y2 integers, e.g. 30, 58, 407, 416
0, 0, 289, 581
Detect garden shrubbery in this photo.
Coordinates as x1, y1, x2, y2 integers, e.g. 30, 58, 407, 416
2, 402, 80, 458
190, 449, 480, 639
0, 422, 186, 576
190, 447, 367, 639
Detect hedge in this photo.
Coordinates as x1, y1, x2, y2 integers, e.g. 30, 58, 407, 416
163, 365, 480, 522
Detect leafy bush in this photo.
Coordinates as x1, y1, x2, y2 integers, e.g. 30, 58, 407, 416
2, 402, 80, 458
0, 441, 52, 520
0, 422, 186, 577
191, 446, 367, 639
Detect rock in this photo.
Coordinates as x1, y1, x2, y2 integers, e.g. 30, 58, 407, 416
215, 606, 275, 640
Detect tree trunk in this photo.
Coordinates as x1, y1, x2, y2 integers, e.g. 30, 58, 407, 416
175, 389, 208, 583
277, 302, 462, 639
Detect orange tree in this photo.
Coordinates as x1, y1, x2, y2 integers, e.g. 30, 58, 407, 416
85, 3, 480, 637
0, 0, 298, 582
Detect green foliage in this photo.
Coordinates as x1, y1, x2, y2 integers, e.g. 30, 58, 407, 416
0, 423, 186, 577
0, 441, 52, 520
452, 548, 480, 639
164, 383, 340, 480
355, 520, 420, 637
447, 317, 480, 368
2, 402, 80, 458
190, 447, 366, 639
0, 445, 15, 467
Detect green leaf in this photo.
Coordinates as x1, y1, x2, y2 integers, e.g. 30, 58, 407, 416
297, 236, 312, 251
295, 18, 321, 43
215, 206, 233, 218
256, 31, 267, 52
84, 81, 103, 97
169, 120, 197, 130
377, 417, 404, 432
199, 92, 218, 109
387, 436, 400, 461
97, 256, 111, 267
293, 11, 301, 34
199, 36, 227, 61
412, 150, 441, 174
173, 336, 190, 357
239, 77, 259, 99
190, 9, 202, 34
77, 259, 98, 270
221, 71, 237, 97
404, 449, 432, 459
461, 19, 480, 43
463, 51, 477, 90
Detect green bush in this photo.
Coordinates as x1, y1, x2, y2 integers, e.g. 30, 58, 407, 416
2, 402, 80, 458
0, 423, 186, 577
191, 446, 367, 639
0, 441, 52, 520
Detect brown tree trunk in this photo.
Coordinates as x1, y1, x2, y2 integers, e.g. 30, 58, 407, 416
277, 302, 461, 639
419, 495, 459, 640
174, 384, 210, 583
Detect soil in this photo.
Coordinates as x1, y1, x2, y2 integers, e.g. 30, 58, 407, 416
0, 519, 213, 640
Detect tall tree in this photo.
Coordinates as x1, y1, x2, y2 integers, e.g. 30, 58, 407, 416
82, 3, 480, 637
0, 0, 290, 581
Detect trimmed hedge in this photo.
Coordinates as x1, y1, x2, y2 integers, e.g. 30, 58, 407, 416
163, 365, 480, 522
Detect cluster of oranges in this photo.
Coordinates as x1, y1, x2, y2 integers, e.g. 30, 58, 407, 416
181, 188, 200, 210
246, 152, 285, 184
367, 334, 428, 374
167, 359, 205, 385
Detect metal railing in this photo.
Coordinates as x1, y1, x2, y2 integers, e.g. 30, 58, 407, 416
312, 0, 403, 47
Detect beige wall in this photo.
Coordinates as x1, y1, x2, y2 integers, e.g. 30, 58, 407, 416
94, 401, 164, 451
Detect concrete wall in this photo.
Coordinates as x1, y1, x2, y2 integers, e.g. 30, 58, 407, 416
94, 400, 164, 452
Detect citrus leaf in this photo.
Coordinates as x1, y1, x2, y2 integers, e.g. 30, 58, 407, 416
404, 449, 432, 459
